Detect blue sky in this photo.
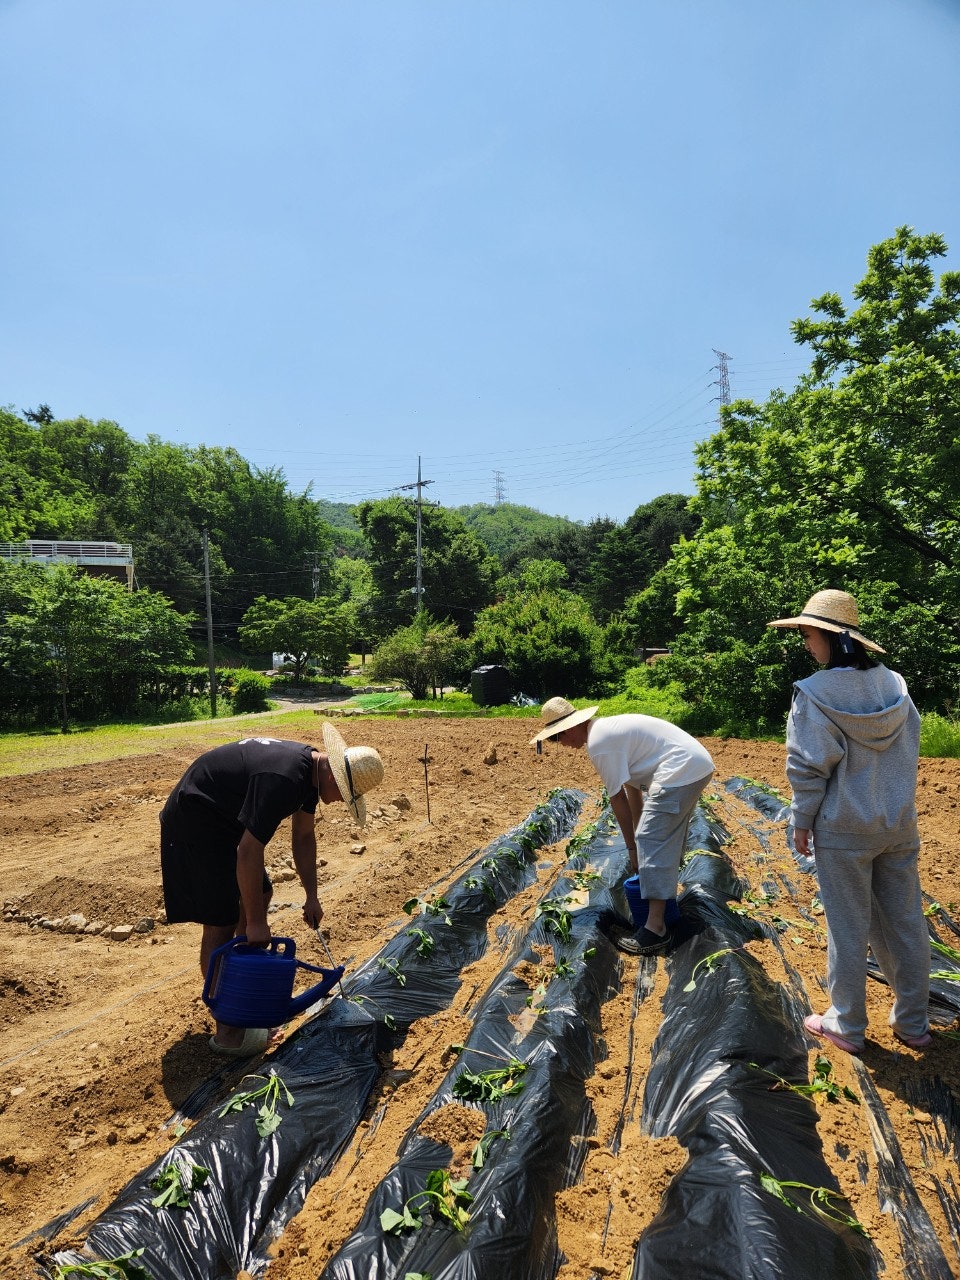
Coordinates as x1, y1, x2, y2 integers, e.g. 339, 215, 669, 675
3, 0, 959, 524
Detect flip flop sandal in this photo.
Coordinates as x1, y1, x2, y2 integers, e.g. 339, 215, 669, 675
208, 1027, 270, 1058
894, 1030, 933, 1049
803, 1013, 863, 1055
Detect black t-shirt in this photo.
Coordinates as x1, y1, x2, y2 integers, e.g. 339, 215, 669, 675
161, 738, 319, 846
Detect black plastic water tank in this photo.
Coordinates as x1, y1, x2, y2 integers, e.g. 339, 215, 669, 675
470, 664, 513, 707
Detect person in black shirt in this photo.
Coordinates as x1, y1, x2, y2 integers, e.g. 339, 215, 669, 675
160, 723, 383, 1055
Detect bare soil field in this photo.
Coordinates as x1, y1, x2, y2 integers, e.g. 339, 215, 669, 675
2, 711, 959, 1279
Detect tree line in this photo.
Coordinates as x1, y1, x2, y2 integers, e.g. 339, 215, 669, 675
2, 226, 957, 731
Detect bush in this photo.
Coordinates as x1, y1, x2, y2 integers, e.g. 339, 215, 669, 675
230, 670, 272, 714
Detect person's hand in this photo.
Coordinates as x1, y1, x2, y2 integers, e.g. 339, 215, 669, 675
302, 895, 323, 929
244, 920, 271, 947
793, 828, 812, 857
626, 845, 639, 873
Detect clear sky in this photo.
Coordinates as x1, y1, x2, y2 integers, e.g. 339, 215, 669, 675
3, 0, 959, 524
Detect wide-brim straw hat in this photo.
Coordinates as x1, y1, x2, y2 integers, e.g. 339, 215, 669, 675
321, 721, 384, 825
529, 696, 600, 746
767, 589, 885, 653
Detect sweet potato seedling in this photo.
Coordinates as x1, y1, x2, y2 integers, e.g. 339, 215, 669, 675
150, 1161, 211, 1209
750, 1055, 859, 1105
380, 1168, 473, 1234
51, 1249, 150, 1279
218, 1070, 295, 1138
759, 1172, 869, 1236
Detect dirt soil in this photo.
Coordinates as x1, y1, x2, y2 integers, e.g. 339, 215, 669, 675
2, 712, 960, 1279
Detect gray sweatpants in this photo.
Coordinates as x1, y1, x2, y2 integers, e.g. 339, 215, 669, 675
812, 833, 930, 1043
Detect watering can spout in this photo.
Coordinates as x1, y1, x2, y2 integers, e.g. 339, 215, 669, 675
287, 966, 345, 1017
202, 936, 345, 1029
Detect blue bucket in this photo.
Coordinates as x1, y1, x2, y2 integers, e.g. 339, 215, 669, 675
623, 875, 681, 929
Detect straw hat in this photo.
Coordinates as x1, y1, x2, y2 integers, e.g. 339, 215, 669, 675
321, 721, 384, 825
529, 696, 600, 746
767, 589, 885, 653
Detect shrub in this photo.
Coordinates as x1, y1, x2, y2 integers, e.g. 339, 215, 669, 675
230, 670, 273, 714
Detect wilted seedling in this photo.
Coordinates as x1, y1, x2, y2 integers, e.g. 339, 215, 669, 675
380, 1168, 473, 1234
472, 1128, 510, 1169
406, 927, 435, 958
924, 901, 942, 918
453, 1057, 529, 1103
51, 1253, 150, 1280
377, 956, 407, 986
403, 894, 452, 924
759, 1172, 869, 1236
149, 1161, 211, 1209
750, 1055, 859, 1105
553, 957, 575, 979
218, 1070, 295, 1139
348, 993, 397, 1030
683, 947, 740, 993
464, 874, 497, 901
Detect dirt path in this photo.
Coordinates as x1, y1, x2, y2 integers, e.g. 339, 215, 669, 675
2, 715, 959, 1278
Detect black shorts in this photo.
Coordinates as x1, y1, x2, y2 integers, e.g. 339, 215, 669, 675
160, 817, 272, 927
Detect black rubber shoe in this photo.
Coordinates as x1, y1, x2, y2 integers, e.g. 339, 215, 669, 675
616, 926, 672, 956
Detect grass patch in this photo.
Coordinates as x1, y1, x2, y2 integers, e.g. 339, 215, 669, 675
920, 713, 960, 759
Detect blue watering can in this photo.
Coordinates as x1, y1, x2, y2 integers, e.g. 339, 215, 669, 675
623, 875, 681, 930
202, 935, 345, 1028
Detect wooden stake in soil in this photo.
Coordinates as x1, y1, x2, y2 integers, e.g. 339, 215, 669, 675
420, 742, 432, 823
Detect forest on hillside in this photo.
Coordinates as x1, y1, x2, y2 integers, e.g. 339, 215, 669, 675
2, 227, 958, 732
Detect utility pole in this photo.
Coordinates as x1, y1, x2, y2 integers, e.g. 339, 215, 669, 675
395, 456, 434, 612
202, 528, 217, 718
305, 549, 322, 599
712, 349, 732, 422
493, 470, 506, 504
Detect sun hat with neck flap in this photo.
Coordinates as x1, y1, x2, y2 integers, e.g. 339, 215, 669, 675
321, 721, 384, 825
767, 589, 885, 653
529, 696, 600, 746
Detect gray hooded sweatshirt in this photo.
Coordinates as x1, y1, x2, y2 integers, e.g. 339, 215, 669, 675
785, 664, 920, 846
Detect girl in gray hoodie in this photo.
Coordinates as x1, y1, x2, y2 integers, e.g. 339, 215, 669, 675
768, 589, 932, 1054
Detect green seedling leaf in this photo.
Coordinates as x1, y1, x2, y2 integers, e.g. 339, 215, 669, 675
471, 1128, 510, 1169
377, 956, 407, 985
453, 1059, 528, 1103
218, 1071, 295, 1139
683, 947, 739, 992
759, 1172, 869, 1236
52, 1249, 151, 1279
406, 927, 435, 958
924, 901, 942, 917
381, 1169, 473, 1235
553, 958, 575, 979
404, 1273, 433, 1280
931, 937, 960, 964
750, 1056, 859, 1105
149, 1162, 210, 1209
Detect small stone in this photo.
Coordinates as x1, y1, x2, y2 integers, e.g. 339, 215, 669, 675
63, 913, 88, 934
133, 917, 154, 934
483, 743, 498, 765
84, 920, 106, 935
391, 795, 412, 811
108, 925, 133, 942
350, 844, 366, 856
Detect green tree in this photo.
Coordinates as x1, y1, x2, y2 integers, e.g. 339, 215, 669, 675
649, 227, 960, 723
355, 498, 499, 636
238, 596, 350, 681
368, 612, 469, 699
471, 567, 606, 699
0, 562, 192, 729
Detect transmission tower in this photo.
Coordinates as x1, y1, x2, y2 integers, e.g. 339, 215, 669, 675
493, 470, 507, 504
712, 349, 732, 419
394, 456, 435, 611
